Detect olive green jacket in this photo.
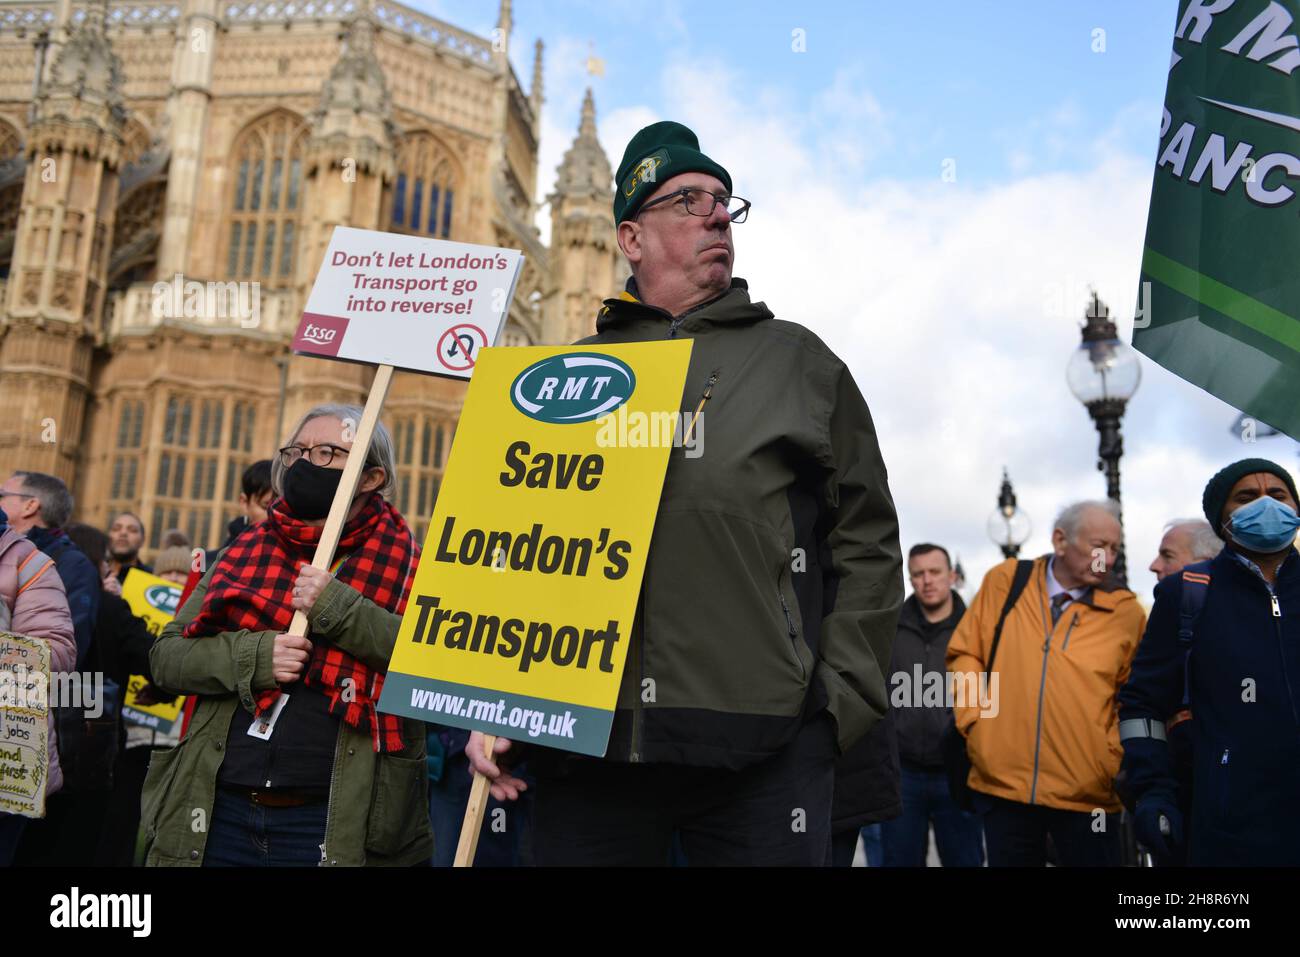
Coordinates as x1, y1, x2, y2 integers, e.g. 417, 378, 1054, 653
140, 569, 433, 866
576, 278, 904, 769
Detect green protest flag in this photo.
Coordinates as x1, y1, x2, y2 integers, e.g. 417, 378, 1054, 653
1133, 0, 1300, 438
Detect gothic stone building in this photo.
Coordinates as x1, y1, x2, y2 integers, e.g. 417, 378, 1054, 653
0, 0, 623, 551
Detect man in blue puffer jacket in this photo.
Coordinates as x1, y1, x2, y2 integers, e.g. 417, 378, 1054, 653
1119, 458, 1300, 866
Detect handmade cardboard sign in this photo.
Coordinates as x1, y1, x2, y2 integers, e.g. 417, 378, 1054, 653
378, 341, 693, 756
0, 632, 50, 818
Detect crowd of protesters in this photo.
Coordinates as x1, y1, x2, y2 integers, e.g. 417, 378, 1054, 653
1, 430, 1297, 868
1, 113, 1298, 869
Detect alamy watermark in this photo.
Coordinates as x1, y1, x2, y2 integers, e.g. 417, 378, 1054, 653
890, 666, 999, 718
595, 406, 704, 458
151, 273, 261, 328
0, 668, 104, 718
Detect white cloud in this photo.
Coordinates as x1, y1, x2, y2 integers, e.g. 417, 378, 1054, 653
533, 54, 1298, 602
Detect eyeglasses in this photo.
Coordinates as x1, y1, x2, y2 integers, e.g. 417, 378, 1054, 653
0, 489, 35, 501
636, 188, 751, 223
278, 444, 351, 468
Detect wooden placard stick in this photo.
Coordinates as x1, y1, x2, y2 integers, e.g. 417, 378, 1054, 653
454, 732, 498, 867
285, 363, 395, 638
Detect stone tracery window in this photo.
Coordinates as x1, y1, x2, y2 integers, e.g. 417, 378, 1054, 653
390, 413, 446, 540
223, 111, 306, 285
389, 132, 457, 240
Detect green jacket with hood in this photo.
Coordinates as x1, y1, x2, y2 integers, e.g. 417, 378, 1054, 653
572, 277, 903, 770
140, 571, 433, 866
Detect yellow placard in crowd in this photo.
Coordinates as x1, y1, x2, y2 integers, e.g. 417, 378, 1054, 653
120, 569, 185, 733
378, 341, 692, 756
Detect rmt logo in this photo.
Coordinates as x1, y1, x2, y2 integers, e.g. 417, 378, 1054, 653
511, 353, 636, 424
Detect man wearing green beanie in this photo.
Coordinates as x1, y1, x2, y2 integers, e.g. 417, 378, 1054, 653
1119, 457, 1300, 865
469, 120, 903, 865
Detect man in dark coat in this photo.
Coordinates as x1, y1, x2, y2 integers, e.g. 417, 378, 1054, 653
1120, 458, 1300, 865
1, 471, 100, 666
468, 120, 903, 866
881, 543, 983, 866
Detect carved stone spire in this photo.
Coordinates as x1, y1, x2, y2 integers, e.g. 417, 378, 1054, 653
495, 0, 512, 55
39, 0, 126, 132
553, 88, 611, 197
308, 10, 394, 176
530, 38, 544, 114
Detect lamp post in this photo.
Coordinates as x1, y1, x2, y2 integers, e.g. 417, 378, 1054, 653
1066, 292, 1142, 587
987, 467, 1032, 559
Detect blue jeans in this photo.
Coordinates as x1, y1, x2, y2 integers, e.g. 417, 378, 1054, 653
860, 823, 883, 867
202, 789, 329, 867
881, 764, 984, 867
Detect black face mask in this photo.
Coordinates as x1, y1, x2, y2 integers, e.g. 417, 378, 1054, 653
282, 460, 345, 520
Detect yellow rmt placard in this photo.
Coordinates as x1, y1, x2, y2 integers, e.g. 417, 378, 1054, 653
378, 340, 692, 756
120, 569, 186, 734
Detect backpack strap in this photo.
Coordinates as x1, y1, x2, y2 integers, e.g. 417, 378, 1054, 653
1178, 560, 1212, 645
987, 559, 1034, 675
1177, 559, 1213, 710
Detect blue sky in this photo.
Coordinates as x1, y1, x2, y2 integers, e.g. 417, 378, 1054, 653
407, 1, 1299, 601
424, 0, 1178, 183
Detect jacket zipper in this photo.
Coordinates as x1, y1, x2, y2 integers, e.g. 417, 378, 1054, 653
1249, 571, 1297, 728
684, 371, 718, 447
1060, 612, 1079, 651
1269, 592, 1300, 727
1029, 578, 1055, 805
320, 723, 347, 866
778, 588, 805, 679
779, 591, 797, 637
1218, 747, 1231, 819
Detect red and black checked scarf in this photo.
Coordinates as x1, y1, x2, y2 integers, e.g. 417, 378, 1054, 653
184, 493, 419, 752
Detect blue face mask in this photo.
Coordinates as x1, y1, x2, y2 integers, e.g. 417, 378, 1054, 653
1226, 496, 1300, 554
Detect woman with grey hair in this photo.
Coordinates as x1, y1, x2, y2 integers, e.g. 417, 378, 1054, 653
140, 404, 432, 866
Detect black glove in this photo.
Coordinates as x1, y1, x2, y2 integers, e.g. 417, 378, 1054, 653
1134, 793, 1183, 862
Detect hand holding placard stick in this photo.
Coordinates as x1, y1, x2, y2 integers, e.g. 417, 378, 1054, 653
454, 732, 497, 867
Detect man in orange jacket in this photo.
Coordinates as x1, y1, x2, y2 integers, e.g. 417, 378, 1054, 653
947, 500, 1147, 866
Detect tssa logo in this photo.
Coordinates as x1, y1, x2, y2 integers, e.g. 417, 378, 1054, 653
511, 353, 636, 424
144, 585, 180, 615
301, 323, 337, 344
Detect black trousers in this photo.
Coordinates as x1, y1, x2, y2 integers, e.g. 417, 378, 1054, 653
532, 712, 837, 866
977, 793, 1120, 867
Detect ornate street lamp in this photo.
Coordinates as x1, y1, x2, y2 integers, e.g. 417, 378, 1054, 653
987, 467, 1032, 559
1066, 292, 1141, 587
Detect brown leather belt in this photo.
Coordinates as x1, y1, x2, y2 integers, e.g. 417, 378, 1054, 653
220, 785, 328, 808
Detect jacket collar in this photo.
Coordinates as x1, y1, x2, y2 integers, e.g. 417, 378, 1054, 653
24, 524, 62, 552
898, 590, 967, 631
1217, 541, 1300, 585
1034, 553, 1129, 613
596, 276, 773, 333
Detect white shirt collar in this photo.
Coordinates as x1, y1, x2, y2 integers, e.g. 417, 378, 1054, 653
1046, 557, 1088, 602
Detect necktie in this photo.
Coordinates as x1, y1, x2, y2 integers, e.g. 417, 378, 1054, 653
1051, 592, 1072, 626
